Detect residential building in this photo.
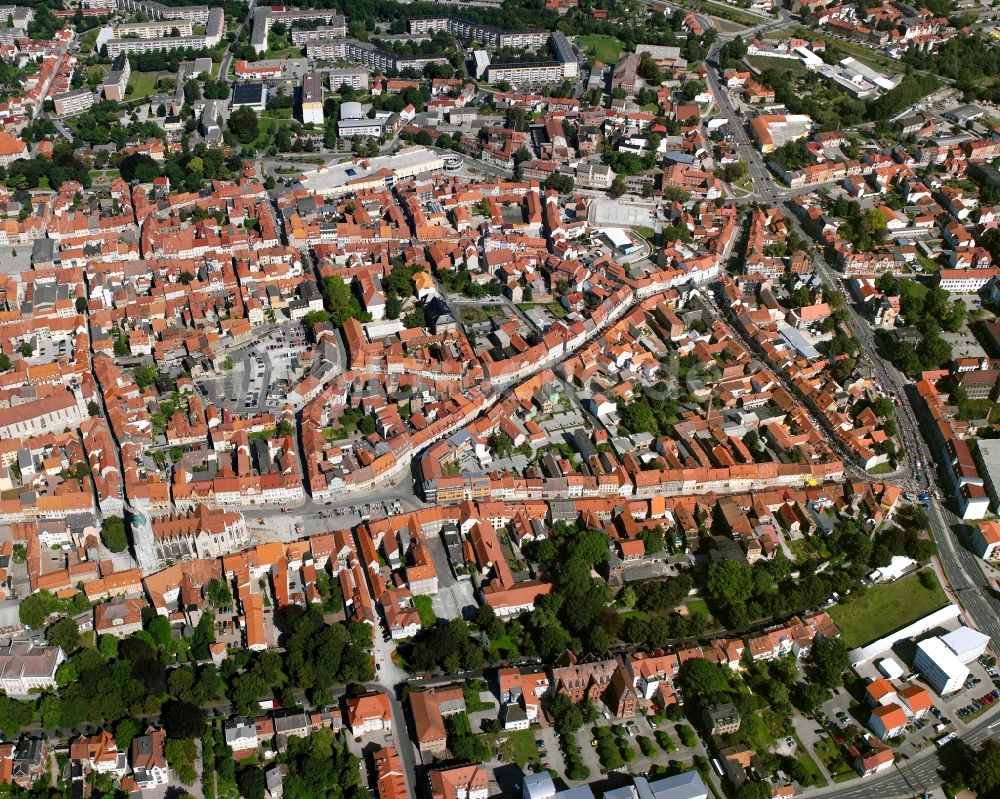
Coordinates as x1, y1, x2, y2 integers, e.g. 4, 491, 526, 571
103, 54, 131, 101
409, 685, 466, 755
0, 641, 64, 697
52, 89, 95, 117
868, 703, 907, 739
897, 685, 933, 719
345, 691, 391, 738
224, 717, 259, 754
93, 597, 145, 639
702, 702, 741, 736
428, 764, 489, 799
130, 727, 168, 789
0, 131, 27, 168
301, 72, 324, 125
486, 62, 565, 87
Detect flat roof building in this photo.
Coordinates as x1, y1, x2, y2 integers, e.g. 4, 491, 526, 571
328, 67, 370, 92
549, 31, 577, 78
231, 82, 266, 111
941, 626, 991, 664
301, 72, 324, 125
102, 54, 131, 102
53, 89, 95, 117
914, 637, 969, 696
604, 772, 708, 799
297, 146, 445, 197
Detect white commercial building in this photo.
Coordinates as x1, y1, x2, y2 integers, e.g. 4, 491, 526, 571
876, 657, 904, 680
914, 637, 969, 695
604, 772, 708, 799
297, 146, 444, 197
941, 626, 991, 664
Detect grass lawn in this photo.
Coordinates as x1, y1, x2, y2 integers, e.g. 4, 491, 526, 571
251, 116, 278, 151
413, 595, 436, 627
487, 632, 521, 661
263, 107, 293, 120
787, 538, 813, 563
633, 225, 656, 241
579, 34, 624, 64
546, 302, 568, 320
497, 728, 539, 767
867, 462, 894, 475
902, 279, 929, 302
685, 599, 711, 618
264, 46, 302, 59
681, 0, 762, 25
460, 306, 503, 324
813, 737, 856, 782
792, 733, 826, 787
127, 71, 158, 100
829, 570, 948, 648
746, 55, 808, 75
463, 681, 495, 712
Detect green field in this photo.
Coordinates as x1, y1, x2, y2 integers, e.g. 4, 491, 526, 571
745, 55, 808, 76
579, 34, 624, 64
264, 46, 302, 59
679, 0, 762, 26
127, 71, 159, 100
829, 570, 949, 648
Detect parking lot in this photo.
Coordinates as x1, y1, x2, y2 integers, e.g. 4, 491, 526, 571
589, 197, 659, 227
956, 654, 1000, 721
805, 648, 1000, 767
196, 323, 309, 413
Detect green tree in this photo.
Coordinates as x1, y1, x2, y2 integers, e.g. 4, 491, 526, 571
162, 700, 206, 739
322, 275, 364, 326
237, 766, 266, 799
609, 176, 627, 198
98, 634, 119, 659
677, 658, 731, 703
166, 738, 198, 785
706, 559, 754, 609
809, 636, 850, 688
101, 516, 129, 553
403, 307, 426, 329
0, 696, 33, 738
303, 309, 331, 328
228, 106, 259, 145
19, 591, 57, 628
46, 617, 81, 653
148, 614, 173, 650
737, 781, 772, 799
134, 364, 158, 390
115, 718, 140, 751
